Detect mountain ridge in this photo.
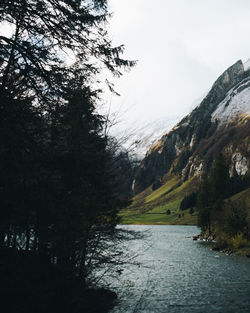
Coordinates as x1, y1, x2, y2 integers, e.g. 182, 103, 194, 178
132, 60, 250, 195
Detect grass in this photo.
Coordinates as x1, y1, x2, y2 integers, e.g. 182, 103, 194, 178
119, 175, 199, 225
119, 210, 197, 225
150, 199, 181, 213
120, 212, 177, 225
145, 176, 180, 203
173, 212, 198, 225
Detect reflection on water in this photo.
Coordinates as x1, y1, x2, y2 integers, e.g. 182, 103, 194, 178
109, 225, 250, 313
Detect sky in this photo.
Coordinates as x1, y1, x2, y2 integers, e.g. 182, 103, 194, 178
105, 0, 250, 139
1, 1, 250, 152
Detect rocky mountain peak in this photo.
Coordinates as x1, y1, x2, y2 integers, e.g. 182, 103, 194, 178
211, 61, 250, 125
189, 60, 245, 119
132, 60, 250, 195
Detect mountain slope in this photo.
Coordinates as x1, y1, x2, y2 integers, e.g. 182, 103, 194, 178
120, 174, 198, 225
132, 60, 250, 195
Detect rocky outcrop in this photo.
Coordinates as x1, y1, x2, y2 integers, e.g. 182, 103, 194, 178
230, 152, 249, 176
133, 60, 250, 194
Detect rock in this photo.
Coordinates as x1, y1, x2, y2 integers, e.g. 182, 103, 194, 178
232, 152, 249, 176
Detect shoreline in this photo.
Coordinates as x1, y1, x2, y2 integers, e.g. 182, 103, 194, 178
192, 233, 250, 258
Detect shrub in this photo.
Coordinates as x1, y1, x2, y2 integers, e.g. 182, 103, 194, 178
189, 207, 194, 215
230, 233, 248, 250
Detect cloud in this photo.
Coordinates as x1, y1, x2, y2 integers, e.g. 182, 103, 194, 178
105, 1, 250, 134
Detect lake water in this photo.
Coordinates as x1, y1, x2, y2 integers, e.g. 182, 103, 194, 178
109, 225, 250, 313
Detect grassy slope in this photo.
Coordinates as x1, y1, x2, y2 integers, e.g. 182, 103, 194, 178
145, 176, 180, 203
120, 173, 250, 228
120, 175, 199, 225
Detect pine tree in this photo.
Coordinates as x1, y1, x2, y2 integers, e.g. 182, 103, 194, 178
197, 154, 230, 232
209, 153, 230, 209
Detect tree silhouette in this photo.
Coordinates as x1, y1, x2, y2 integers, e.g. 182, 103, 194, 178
0, 0, 135, 103
0, 1, 136, 304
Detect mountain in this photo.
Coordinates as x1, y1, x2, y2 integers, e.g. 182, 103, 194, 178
132, 60, 250, 195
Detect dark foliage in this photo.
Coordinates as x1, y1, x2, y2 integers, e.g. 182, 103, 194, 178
196, 153, 250, 239
197, 154, 230, 231
0, 87, 124, 282
0, 0, 135, 311
0, 0, 135, 105
0, 248, 116, 313
189, 207, 194, 215
230, 175, 250, 196
225, 201, 248, 237
180, 192, 197, 211
152, 179, 162, 191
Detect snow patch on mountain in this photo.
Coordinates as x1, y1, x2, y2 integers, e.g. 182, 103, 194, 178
211, 87, 250, 125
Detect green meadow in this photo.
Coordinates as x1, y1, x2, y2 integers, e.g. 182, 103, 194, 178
119, 175, 199, 225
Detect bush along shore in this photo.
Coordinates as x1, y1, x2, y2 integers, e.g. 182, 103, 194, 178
192, 231, 250, 258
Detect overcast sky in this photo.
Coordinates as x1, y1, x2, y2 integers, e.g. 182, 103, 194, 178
105, 0, 250, 135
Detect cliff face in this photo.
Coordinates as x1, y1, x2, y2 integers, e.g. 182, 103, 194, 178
133, 60, 250, 194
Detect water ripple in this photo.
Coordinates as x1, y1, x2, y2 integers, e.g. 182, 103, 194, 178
109, 225, 250, 313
